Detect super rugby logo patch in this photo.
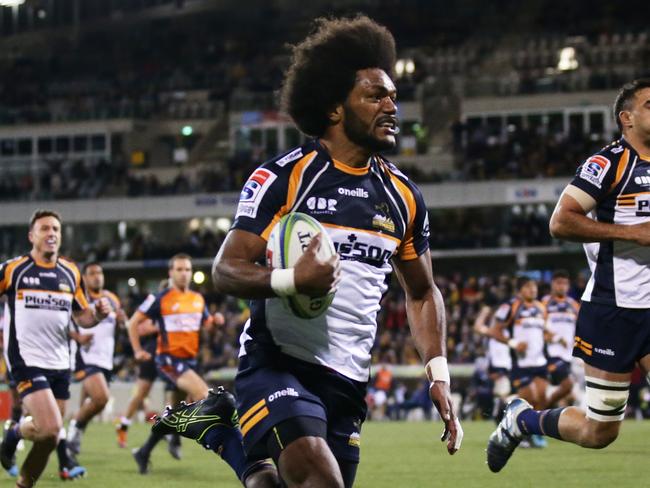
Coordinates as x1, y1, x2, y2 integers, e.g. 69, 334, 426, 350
579, 155, 611, 189
236, 168, 277, 219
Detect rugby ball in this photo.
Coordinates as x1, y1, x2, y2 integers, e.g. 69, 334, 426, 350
266, 212, 337, 319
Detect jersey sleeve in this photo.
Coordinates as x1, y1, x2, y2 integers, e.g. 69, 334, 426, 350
106, 291, 121, 311
138, 293, 161, 320
569, 152, 619, 202
68, 262, 90, 312
0, 261, 7, 295
397, 182, 430, 260
494, 302, 513, 323
232, 163, 291, 240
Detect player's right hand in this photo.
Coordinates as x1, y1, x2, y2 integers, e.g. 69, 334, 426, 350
134, 349, 152, 362
515, 341, 528, 354
294, 233, 341, 297
77, 333, 94, 346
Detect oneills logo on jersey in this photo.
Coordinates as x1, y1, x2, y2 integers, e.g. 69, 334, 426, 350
579, 155, 611, 189
236, 168, 278, 219
337, 187, 369, 198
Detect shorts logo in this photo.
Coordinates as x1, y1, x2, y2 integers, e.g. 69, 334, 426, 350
16, 380, 32, 394
348, 432, 361, 448
574, 337, 593, 356
594, 347, 615, 357
268, 387, 299, 402
236, 168, 277, 219
579, 155, 611, 189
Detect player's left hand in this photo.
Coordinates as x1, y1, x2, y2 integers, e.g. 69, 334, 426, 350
213, 312, 225, 327
116, 308, 128, 325
429, 381, 463, 455
95, 297, 112, 320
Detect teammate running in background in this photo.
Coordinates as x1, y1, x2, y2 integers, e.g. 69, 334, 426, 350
487, 79, 650, 473
0, 210, 111, 487
127, 254, 218, 474
157, 16, 461, 488
66, 262, 125, 463
473, 303, 512, 423
0, 299, 21, 477
487, 278, 549, 419
116, 279, 177, 452
542, 270, 580, 408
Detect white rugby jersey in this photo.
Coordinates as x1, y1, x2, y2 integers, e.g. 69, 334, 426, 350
542, 294, 579, 362
494, 298, 547, 369
1, 254, 89, 371
233, 140, 430, 382
73, 289, 121, 371
570, 138, 650, 308
487, 335, 512, 370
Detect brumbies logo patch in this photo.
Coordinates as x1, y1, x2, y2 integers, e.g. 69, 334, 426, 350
579, 155, 611, 189
372, 203, 395, 232
236, 168, 277, 219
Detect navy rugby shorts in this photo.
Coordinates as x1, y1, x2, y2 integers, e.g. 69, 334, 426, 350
155, 354, 198, 388
235, 346, 367, 463
11, 365, 71, 400
547, 357, 571, 384
510, 366, 548, 390
574, 301, 650, 373
73, 363, 113, 384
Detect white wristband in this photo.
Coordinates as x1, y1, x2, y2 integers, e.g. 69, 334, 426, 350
425, 356, 450, 384
507, 339, 520, 350
270, 268, 297, 297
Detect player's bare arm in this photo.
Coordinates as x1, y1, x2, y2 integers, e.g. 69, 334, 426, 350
488, 319, 528, 354
127, 310, 153, 362
550, 185, 650, 245
473, 305, 492, 336
69, 329, 93, 346
212, 229, 340, 298
392, 250, 462, 454
73, 296, 111, 328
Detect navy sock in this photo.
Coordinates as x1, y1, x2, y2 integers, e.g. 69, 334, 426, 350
517, 408, 566, 438
140, 429, 164, 455
57, 439, 71, 469
202, 426, 247, 480
6, 423, 21, 444
516, 408, 544, 436
11, 406, 22, 423
540, 408, 565, 440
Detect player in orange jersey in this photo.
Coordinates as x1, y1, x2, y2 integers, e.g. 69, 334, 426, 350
127, 254, 216, 474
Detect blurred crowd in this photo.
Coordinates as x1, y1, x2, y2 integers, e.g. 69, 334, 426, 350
449, 121, 609, 181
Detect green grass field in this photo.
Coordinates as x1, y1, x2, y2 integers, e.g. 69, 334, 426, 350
8, 420, 650, 487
